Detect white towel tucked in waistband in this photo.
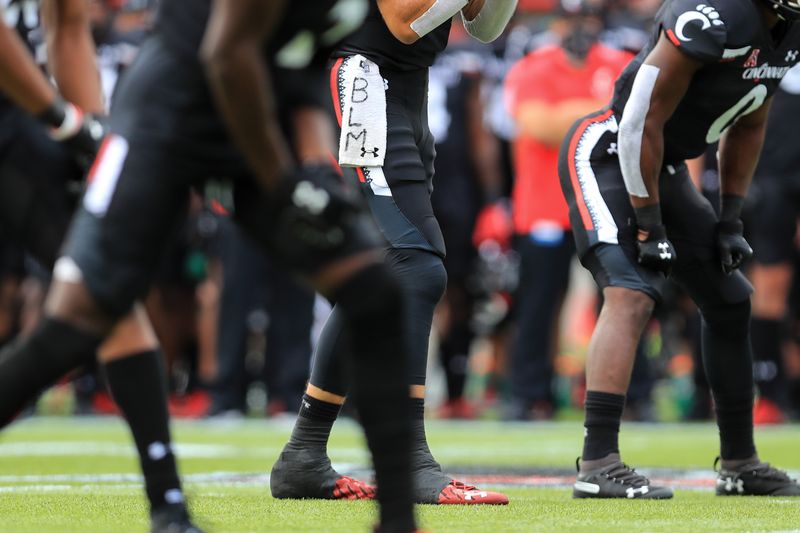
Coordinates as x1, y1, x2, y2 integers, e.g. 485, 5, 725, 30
337, 55, 387, 168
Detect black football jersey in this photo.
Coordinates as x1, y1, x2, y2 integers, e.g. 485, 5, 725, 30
756, 66, 800, 183
334, 0, 451, 71
2, 0, 42, 54
155, 0, 368, 70
611, 0, 800, 162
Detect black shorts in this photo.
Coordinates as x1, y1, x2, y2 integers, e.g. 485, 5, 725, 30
558, 110, 752, 307
330, 59, 446, 258
62, 36, 379, 318
0, 104, 81, 268
748, 176, 800, 265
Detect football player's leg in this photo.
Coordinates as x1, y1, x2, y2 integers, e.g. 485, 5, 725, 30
559, 113, 672, 499
663, 170, 800, 496
271, 306, 367, 499
98, 308, 188, 521
233, 177, 416, 531
0, 109, 191, 519
748, 178, 794, 421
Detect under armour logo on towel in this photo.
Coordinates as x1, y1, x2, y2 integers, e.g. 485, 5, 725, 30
607, 142, 618, 155
786, 50, 799, 62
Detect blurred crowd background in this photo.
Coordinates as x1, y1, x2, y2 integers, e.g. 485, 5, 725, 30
7, 0, 800, 424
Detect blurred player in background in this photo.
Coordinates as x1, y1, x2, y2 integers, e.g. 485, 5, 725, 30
0, 1, 201, 530
748, 65, 800, 423
503, 0, 632, 420
271, 0, 515, 505
560, 0, 800, 499
427, 22, 506, 419
0, 0, 422, 531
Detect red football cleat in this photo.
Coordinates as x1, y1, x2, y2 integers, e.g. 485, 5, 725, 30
436, 480, 509, 505
754, 397, 785, 425
332, 476, 376, 500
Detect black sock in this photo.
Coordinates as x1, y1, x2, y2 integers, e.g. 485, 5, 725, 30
410, 398, 439, 471
285, 393, 341, 452
701, 301, 756, 460
582, 390, 625, 461
336, 264, 415, 532
104, 350, 183, 511
0, 318, 100, 427
751, 317, 786, 405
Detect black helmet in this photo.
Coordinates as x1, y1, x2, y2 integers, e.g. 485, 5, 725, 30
761, 0, 800, 21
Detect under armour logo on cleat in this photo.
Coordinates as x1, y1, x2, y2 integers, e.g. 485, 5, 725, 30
719, 476, 744, 494
658, 242, 672, 260
626, 486, 650, 498
464, 490, 489, 500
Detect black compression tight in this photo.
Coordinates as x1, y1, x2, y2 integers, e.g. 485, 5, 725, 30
310, 248, 447, 394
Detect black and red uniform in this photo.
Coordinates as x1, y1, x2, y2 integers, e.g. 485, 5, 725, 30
560, 0, 800, 304
64, 0, 377, 316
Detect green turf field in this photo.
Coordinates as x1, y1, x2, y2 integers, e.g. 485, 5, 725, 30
1, 417, 799, 532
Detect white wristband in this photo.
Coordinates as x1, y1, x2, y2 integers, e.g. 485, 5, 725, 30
50, 102, 83, 141
461, 0, 517, 43
410, 0, 468, 38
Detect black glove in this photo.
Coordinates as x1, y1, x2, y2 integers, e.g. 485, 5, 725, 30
717, 219, 752, 274
270, 163, 363, 252
634, 204, 676, 275
38, 97, 106, 169
636, 223, 677, 275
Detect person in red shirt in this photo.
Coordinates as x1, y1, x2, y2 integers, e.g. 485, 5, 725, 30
503, 0, 631, 419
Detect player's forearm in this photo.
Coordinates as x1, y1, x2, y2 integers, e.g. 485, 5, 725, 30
203, 41, 292, 190
0, 24, 58, 115
516, 99, 606, 147
461, 0, 516, 44
629, 121, 665, 208
378, 0, 469, 44
718, 119, 766, 199
46, 30, 104, 114
467, 80, 503, 201
202, 0, 291, 190
42, 0, 103, 114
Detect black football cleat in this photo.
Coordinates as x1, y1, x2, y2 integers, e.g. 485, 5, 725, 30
271, 448, 375, 500
572, 457, 673, 499
150, 504, 204, 533
714, 457, 800, 496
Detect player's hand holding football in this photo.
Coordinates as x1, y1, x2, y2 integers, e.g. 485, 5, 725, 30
39, 96, 106, 169
634, 204, 676, 275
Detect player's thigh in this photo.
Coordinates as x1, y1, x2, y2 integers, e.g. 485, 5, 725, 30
748, 178, 797, 265
355, 119, 445, 256
558, 111, 664, 300
660, 167, 752, 308
62, 137, 193, 318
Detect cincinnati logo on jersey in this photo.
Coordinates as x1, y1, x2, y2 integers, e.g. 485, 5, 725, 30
743, 63, 794, 80
674, 4, 725, 42
743, 49, 760, 68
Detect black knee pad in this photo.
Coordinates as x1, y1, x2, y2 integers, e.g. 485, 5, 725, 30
386, 248, 447, 307
700, 299, 751, 340
334, 263, 406, 325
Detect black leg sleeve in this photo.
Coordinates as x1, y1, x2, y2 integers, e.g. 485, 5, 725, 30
700, 300, 757, 460
0, 318, 101, 427
334, 263, 415, 532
